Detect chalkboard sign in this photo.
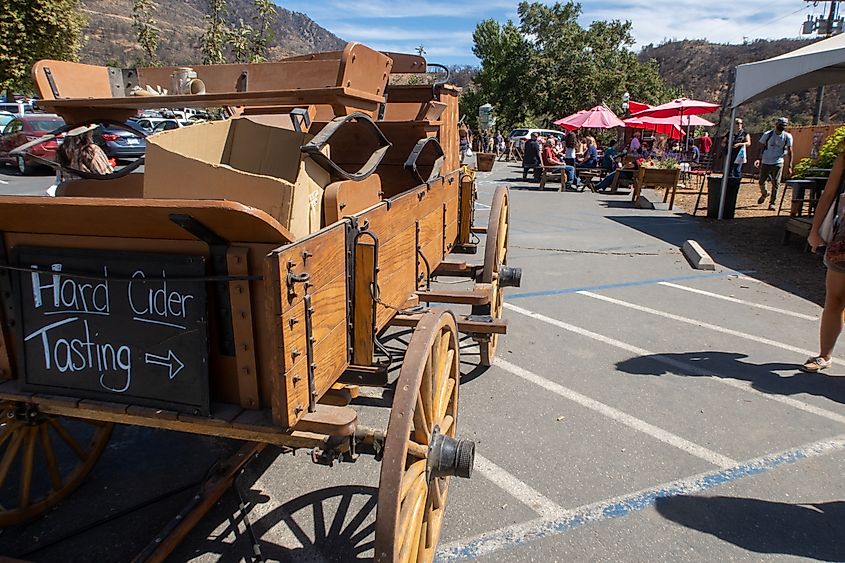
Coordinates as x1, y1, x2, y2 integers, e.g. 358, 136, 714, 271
15, 247, 210, 415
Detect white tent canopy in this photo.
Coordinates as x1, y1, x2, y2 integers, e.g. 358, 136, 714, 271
718, 33, 845, 218
733, 33, 845, 107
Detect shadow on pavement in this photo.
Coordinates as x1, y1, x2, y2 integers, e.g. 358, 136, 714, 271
655, 495, 845, 561
615, 350, 845, 405
606, 214, 826, 305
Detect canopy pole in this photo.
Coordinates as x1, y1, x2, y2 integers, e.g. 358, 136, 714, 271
718, 107, 737, 220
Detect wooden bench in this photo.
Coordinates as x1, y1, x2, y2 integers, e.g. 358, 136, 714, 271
575, 167, 606, 192
538, 166, 565, 191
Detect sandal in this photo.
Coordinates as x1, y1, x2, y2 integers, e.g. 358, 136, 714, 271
800, 356, 832, 373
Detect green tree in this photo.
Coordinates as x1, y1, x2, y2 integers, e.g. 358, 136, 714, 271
201, 0, 229, 65
0, 0, 87, 94
470, 19, 534, 130
467, 1, 676, 131
132, 0, 160, 66
228, 19, 254, 64
251, 0, 277, 62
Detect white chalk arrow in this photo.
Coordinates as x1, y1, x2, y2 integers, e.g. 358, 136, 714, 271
144, 350, 185, 380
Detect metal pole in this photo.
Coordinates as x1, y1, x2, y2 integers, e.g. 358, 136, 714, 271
717, 107, 737, 220
813, 0, 840, 124
814, 85, 825, 124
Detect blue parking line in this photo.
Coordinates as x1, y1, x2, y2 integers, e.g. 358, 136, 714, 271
436, 436, 845, 561
508, 271, 739, 300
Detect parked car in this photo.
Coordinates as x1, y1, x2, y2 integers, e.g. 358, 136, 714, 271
0, 111, 14, 130
0, 101, 34, 116
0, 114, 64, 174
129, 117, 166, 132
151, 119, 192, 133
508, 128, 566, 146
93, 123, 146, 160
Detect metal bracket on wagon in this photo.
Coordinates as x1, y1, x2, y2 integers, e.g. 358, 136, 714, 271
301, 112, 392, 181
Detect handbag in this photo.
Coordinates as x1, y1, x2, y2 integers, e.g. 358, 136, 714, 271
820, 176, 845, 244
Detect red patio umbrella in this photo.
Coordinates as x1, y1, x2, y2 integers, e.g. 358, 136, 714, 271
629, 98, 719, 148
628, 98, 720, 119
624, 117, 685, 139
554, 105, 626, 131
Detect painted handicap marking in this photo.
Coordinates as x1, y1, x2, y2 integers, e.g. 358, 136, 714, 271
436, 434, 845, 561
508, 271, 738, 300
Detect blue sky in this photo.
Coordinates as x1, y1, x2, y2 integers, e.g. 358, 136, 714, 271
276, 0, 816, 65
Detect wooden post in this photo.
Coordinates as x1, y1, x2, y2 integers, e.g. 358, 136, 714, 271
352, 240, 375, 365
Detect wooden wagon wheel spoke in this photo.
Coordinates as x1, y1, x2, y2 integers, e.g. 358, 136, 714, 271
19, 427, 37, 509
38, 425, 63, 491
375, 308, 468, 563
474, 185, 511, 366
49, 418, 88, 460
0, 402, 113, 527
0, 428, 25, 489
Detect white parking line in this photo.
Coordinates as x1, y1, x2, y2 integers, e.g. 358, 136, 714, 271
437, 433, 845, 561
577, 290, 843, 366
503, 302, 845, 425
475, 454, 566, 518
657, 282, 818, 321
495, 358, 737, 468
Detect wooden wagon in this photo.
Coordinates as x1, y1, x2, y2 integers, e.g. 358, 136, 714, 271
0, 44, 521, 561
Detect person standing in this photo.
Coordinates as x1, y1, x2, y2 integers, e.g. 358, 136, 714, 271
757, 117, 793, 210
730, 118, 750, 178
629, 131, 642, 155
805, 149, 845, 372
522, 132, 541, 180
700, 131, 713, 154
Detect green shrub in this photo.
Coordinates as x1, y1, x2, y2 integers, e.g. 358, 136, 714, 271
793, 125, 845, 178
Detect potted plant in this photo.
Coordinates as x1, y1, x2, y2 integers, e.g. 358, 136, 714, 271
633, 157, 681, 207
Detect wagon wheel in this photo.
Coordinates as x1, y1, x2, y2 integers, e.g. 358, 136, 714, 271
375, 308, 473, 562
0, 401, 113, 527
473, 185, 510, 366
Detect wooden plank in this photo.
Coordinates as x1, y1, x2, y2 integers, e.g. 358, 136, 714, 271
391, 314, 508, 335
0, 196, 293, 244
281, 274, 347, 368
282, 320, 349, 423
353, 241, 376, 365
228, 247, 261, 410
24, 399, 335, 449
416, 286, 490, 305
126, 405, 180, 421
273, 222, 346, 314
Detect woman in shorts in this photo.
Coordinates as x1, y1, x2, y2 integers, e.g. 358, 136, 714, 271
806, 149, 845, 372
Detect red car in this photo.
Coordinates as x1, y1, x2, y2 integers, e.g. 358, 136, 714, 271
0, 114, 65, 175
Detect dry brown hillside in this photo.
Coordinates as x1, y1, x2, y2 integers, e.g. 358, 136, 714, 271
80, 0, 346, 66
639, 38, 845, 132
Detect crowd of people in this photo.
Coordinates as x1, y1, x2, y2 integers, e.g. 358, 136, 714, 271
519, 129, 714, 191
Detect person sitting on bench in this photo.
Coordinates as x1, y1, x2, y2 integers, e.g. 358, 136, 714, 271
542, 138, 580, 189
576, 136, 599, 168
595, 140, 634, 192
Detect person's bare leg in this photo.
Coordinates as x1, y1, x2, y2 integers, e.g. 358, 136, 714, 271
819, 268, 845, 359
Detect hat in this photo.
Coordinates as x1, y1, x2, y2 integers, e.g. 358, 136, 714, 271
777, 117, 789, 125
66, 124, 99, 137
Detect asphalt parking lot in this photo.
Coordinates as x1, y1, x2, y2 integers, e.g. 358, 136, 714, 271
1, 161, 843, 562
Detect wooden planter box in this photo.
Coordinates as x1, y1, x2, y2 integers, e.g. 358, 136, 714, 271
633, 167, 681, 208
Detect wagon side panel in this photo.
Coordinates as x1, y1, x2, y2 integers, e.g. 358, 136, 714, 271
270, 223, 349, 427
